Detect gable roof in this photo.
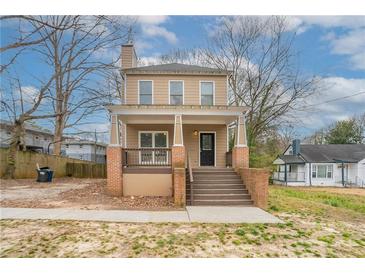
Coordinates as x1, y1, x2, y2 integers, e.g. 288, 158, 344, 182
123, 63, 230, 75
278, 154, 306, 164
299, 144, 365, 163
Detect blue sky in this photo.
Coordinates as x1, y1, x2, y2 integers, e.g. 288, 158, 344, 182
1, 16, 365, 140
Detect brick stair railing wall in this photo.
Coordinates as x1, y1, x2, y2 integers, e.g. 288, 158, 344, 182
239, 168, 270, 209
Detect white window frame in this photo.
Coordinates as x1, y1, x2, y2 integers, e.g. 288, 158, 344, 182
312, 164, 333, 179
138, 131, 169, 164
198, 131, 217, 167
138, 80, 154, 105
199, 81, 215, 106
168, 80, 184, 105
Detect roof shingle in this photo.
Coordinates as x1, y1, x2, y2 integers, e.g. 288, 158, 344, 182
123, 63, 229, 75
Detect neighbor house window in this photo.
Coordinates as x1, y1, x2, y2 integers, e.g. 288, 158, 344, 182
169, 80, 183, 105
139, 80, 153, 104
312, 164, 333, 179
200, 81, 214, 105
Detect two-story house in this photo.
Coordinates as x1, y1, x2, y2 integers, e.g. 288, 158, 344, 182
106, 43, 269, 208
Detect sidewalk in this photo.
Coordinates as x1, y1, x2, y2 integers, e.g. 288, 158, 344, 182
0, 206, 282, 224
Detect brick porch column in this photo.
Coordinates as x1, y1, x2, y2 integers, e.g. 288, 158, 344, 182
172, 114, 186, 206
106, 114, 124, 196
232, 113, 249, 171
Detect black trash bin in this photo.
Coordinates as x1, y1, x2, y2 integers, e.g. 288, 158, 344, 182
36, 167, 54, 183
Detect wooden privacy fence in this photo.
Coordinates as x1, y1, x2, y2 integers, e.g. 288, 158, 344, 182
0, 148, 106, 179
66, 162, 106, 178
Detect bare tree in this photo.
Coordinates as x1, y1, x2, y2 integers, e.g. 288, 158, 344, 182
0, 16, 72, 73
201, 16, 319, 146
0, 74, 59, 178
28, 16, 134, 155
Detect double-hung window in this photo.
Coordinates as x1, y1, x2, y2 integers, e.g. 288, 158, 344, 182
139, 80, 153, 104
312, 164, 333, 179
200, 81, 214, 105
169, 80, 184, 105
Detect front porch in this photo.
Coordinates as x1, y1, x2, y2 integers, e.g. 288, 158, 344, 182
106, 104, 269, 208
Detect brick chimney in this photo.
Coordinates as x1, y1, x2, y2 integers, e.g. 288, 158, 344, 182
121, 43, 137, 69
292, 139, 301, 155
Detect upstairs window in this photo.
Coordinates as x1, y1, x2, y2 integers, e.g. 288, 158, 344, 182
169, 81, 184, 105
139, 80, 153, 104
200, 81, 214, 105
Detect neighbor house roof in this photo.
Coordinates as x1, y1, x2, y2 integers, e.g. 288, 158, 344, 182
123, 63, 230, 75
299, 144, 365, 163
278, 154, 306, 164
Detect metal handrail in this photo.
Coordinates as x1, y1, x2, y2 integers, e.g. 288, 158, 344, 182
187, 152, 194, 205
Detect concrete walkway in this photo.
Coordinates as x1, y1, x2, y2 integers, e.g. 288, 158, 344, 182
0, 207, 282, 224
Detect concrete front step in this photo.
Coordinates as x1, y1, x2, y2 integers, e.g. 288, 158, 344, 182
190, 189, 249, 194
191, 184, 246, 189
187, 200, 254, 206
193, 171, 237, 175
193, 168, 234, 172
192, 179, 243, 184
187, 194, 251, 200
194, 175, 240, 180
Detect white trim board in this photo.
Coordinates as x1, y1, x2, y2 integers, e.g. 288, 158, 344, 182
138, 80, 154, 105
168, 80, 184, 105
199, 80, 215, 106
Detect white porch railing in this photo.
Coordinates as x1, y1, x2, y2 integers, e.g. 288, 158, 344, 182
273, 172, 306, 182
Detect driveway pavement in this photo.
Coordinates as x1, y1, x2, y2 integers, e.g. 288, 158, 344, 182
0, 206, 281, 223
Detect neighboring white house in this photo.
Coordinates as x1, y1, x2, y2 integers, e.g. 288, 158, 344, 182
0, 119, 54, 153
62, 140, 107, 164
273, 140, 365, 187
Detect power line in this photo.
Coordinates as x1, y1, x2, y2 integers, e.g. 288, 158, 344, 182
299, 91, 365, 110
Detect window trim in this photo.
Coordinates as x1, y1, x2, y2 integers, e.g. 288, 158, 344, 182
138, 80, 154, 105
199, 80, 215, 106
138, 131, 169, 165
312, 164, 333, 179
168, 80, 184, 105
138, 131, 169, 149
198, 131, 217, 167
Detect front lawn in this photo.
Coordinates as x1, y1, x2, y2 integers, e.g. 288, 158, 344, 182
1, 186, 364, 258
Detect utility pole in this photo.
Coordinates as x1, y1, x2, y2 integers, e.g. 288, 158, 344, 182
94, 129, 97, 163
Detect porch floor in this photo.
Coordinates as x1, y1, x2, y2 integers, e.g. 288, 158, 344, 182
1, 206, 282, 224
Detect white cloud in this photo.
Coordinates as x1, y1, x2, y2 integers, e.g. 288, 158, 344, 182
141, 24, 177, 44
285, 16, 365, 71
21, 86, 39, 101
287, 16, 365, 31
299, 77, 365, 131
137, 16, 178, 45
325, 29, 365, 70
138, 16, 169, 25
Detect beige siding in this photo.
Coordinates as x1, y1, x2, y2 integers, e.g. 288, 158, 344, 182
183, 124, 228, 168
123, 174, 172, 196
126, 124, 228, 168
126, 74, 227, 105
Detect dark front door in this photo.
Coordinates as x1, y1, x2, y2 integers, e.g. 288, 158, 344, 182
200, 133, 215, 166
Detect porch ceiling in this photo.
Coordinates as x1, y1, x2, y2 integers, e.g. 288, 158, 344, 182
108, 104, 250, 125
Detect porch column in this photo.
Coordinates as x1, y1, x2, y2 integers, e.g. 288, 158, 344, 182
172, 114, 186, 207
106, 114, 124, 196
232, 113, 249, 171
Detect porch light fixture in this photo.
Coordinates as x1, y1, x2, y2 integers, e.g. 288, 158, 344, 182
193, 130, 198, 136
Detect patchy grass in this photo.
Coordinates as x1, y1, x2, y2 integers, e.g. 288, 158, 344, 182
1, 186, 364, 258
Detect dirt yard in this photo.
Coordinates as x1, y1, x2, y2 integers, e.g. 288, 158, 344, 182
0, 178, 175, 210
1, 184, 364, 258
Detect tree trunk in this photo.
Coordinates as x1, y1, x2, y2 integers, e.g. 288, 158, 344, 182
53, 114, 64, 155
3, 120, 23, 179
